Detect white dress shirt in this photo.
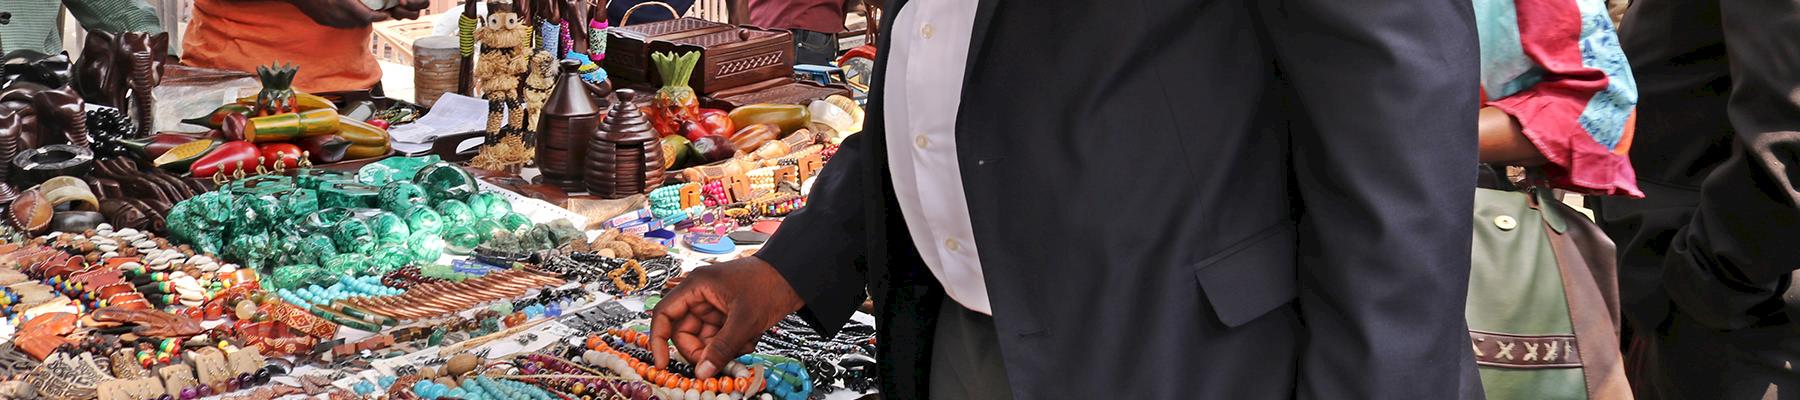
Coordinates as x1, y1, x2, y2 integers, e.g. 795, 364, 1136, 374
883, 0, 991, 314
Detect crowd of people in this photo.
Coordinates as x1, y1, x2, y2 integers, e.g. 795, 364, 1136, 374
0, 0, 1794, 398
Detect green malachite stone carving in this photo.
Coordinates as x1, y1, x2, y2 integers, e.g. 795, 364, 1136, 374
368, 212, 411, 241
332, 217, 374, 250
229, 175, 297, 196
298, 235, 337, 264
238, 195, 281, 232
319, 182, 381, 210
435, 199, 475, 226
378, 181, 429, 212
415, 162, 479, 203
271, 264, 326, 290
322, 253, 370, 276
370, 246, 412, 273
442, 225, 481, 255
295, 168, 355, 190
498, 212, 531, 233
427, 328, 446, 346
406, 231, 446, 264
226, 233, 271, 266
404, 205, 445, 235
358, 156, 442, 186
282, 189, 320, 220
303, 208, 354, 233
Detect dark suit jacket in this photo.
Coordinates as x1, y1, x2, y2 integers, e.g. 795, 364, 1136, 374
757, 0, 1485, 398
1595, 0, 1800, 397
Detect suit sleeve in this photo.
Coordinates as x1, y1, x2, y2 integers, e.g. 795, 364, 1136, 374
1255, 0, 1483, 398
755, 131, 872, 336
1653, 0, 1800, 330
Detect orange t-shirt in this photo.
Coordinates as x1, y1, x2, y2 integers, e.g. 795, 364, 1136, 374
181, 0, 381, 93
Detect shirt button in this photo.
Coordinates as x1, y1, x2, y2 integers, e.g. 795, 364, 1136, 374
945, 239, 962, 252
921, 23, 935, 39
915, 134, 930, 149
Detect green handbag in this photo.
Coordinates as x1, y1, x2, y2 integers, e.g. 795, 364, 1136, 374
1468, 188, 1633, 399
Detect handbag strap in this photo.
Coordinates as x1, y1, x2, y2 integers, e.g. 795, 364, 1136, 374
1543, 202, 1634, 400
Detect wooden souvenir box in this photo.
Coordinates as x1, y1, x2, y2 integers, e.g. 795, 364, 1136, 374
647, 27, 795, 95
702, 78, 852, 110
604, 18, 734, 85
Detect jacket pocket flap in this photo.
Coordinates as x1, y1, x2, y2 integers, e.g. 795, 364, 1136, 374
1194, 223, 1298, 328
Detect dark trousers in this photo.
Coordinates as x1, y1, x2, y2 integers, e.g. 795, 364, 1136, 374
791, 29, 837, 66
929, 298, 1014, 400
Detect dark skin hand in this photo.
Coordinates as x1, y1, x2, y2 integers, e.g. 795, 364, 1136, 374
1477, 106, 1548, 165
282, 0, 431, 28
650, 256, 804, 378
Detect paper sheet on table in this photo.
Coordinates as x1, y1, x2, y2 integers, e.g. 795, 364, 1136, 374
389, 93, 488, 144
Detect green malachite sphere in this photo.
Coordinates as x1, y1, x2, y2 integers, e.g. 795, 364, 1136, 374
442, 225, 481, 255
368, 212, 412, 241
379, 181, 430, 212
404, 205, 446, 235
332, 218, 375, 250
416, 162, 479, 203
435, 199, 476, 226
467, 193, 511, 219
471, 219, 506, 243
370, 246, 413, 273
406, 231, 446, 264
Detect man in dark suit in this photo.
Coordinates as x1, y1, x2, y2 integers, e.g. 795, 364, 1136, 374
650, 0, 1485, 398
1595, 0, 1800, 398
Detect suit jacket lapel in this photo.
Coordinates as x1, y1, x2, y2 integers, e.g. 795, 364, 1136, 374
962, 0, 1003, 90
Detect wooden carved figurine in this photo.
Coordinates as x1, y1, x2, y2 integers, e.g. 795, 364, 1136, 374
468, 0, 537, 171
523, 51, 556, 132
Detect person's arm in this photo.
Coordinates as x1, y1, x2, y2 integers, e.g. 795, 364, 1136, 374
751, 131, 874, 334
649, 130, 873, 378
1255, 0, 1481, 397
1480, 0, 1639, 196
221, 0, 424, 28
1478, 106, 1546, 165
1652, 0, 1800, 330
64, 0, 162, 36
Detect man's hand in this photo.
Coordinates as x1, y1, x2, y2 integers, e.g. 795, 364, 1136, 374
289, 0, 388, 28
386, 0, 431, 20
650, 256, 804, 379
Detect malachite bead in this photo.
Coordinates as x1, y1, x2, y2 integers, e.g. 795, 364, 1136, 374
436, 200, 476, 225
238, 195, 281, 231
368, 212, 412, 241
404, 206, 446, 235
497, 212, 532, 233
332, 218, 375, 250
349, 235, 378, 255
406, 231, 446, 264
378, 181, 430, 212
442, 225, 481, 255
415, 162, 479, 203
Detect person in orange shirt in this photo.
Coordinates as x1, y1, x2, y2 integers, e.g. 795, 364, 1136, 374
181, 0, 429, 93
